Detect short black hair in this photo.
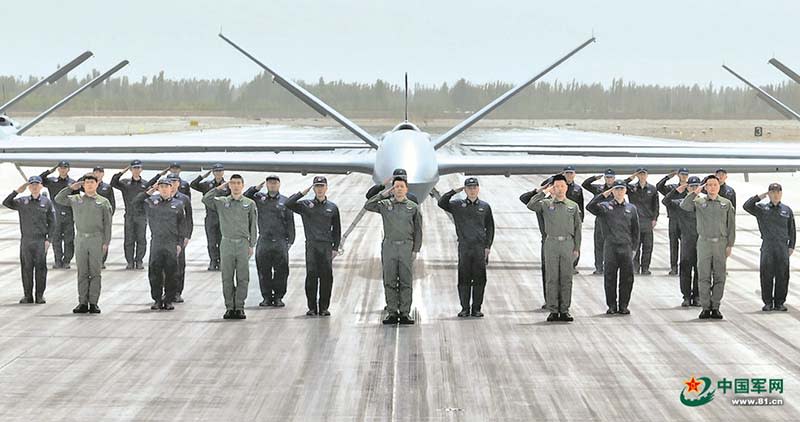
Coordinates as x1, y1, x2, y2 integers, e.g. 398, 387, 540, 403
392, 177, 408, 187
229, 174, 244, 182
83, 174, 98, 182
551, 174, 568, 184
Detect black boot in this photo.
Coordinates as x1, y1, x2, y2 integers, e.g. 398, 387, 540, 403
73, 304, 89, 314
88, 304, 101, 314
546, 312, 559, 322
458, 309, 470, 318
559, 312, 574, 322
383, 312, 399, 325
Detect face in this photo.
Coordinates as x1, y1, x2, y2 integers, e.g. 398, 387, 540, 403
28, 183, 42, 196
170, 181, 180, 195
131, 167, 142, 177
636, 172, 648, 183
93, 170, 104, 181
83, 179, 98, 194
612, 187, 626, 201
169, 166, 181, 175
563, 171, 576, 183
213, 169, 224, 179
266, 179, 280, 193
393, 180, 408, 198
768, 190, 782, 203
228, 178, 244, 194
705, 178, 720, 196
552, 180, 568, 198
313, 184, 328, 197
604, 175, 615, 185
715, 172, 727, 184
158, 184, 172, 197
678, 173, 689, 183
465, 185, 480, 199
57, 166, 69, 177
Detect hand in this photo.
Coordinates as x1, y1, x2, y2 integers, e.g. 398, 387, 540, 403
542, 184, 554, 195
484, 248, 490, 260
759, 192, 768, 200
302, 185, 312, 196
602, 188, 613, 197
202, 170, 212, 178
69, 181, 83, 190
184, 239, 190, 247
651, 220, 657, 229
177, 245, 182, 255
146, 186, 157, 195
248, 247, 254, 257
331, 249, 339, 259
454, 186, 465, 193
698, 183, 706, 193
668, 170, 677, 177
572, 250, 579, 258
161, 167, 170, 175
16, 182, 28, 194
676, 184, 687, 193
44, 241, 50, 252
725, 246, 732, 257
102, 244, 109, 254
121, 165, 130, 173
257, 181, 265, 190
412, 252, 418, 260
216, 182, 229, 191
790, 248, 794, 256
50, 165, 58, 173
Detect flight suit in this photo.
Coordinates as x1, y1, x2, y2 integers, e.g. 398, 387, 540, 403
39, 171, 75, 267
582, 176, 614, 273
744, 196, 796, 308
439, 190, 494, 313
542, 176, 585, 268
79, 177, 116, 264
527, 192, 582, 314
202, 190, 258, 311
245, 186, 295, 303
111, 172, 154, 266
286, 193, 341, 313
3, 191, 56, 301
136, 192, 186, 305
55, 188, 112, 306
681, 193, 736, 311
365, 193, 423, 317
192, 176, 229, 268
173, 191, 193, 299
664, 189, 699, 303
624, 180, 660, 273
587, 195, 639, 310
657, 176, 686, 274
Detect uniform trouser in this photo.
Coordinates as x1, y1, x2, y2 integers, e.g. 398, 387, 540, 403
540, 239, 547, 301
593, 224, 604, 272
668, 217, 681, 271
220, 237, 250, 310
382, 239, 414, 316
457, 243, 487, 312
760, 241, 790, 306
75, 233, 104, 305
603, 243, 635, 309
175, 244, 186, 295
148, 244, 178, 303
305, 241, 334, 312
52, 211, 75, 265
123, 214, 147, 264
679, 237, 699, 301
544, 237, 575, 313
697, 238, 728, 310
20, 238, 47, 299
634, 229, 654, 271
205, 214, 222, 265
256, 238, 290, 300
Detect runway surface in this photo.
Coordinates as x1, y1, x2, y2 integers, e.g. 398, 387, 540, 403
0, 127, 799, 421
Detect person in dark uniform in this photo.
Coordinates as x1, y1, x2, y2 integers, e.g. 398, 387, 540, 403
714, 168, 737, 208
191, 163, 229, 271
151, 162, 191, 198
286, 176, 341, 317
78, 167, 116, 268
3, 176, 55, 304
519, 187, 548, 309
744, 183, 796, 312
582, 169, 616, 275
622, 168, 659, 275
587, 180, 639, 315
245, 174, 295, 307
657, 168, 690, 275
39, 161, 75, 269
439, 177, 494, 317
135, 179, 187, 311
663, 176, 702, 307
111, 160, 155, 270
168, 173, 193, 303
527, 175, 582, 322
365, 168, 420, 204
542, 166, 584, 273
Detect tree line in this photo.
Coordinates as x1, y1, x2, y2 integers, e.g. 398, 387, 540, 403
2, 70, 799, 119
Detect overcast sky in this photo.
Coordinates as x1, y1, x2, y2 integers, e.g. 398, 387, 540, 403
6, 0, 800, 88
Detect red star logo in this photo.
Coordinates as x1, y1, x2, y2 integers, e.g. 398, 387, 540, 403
684, 376, 702, 393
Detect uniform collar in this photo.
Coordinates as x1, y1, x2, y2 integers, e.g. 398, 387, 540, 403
465, 197, 480, 205
769, 201, 782, 208
313, 196, 327, 205
266, 191, 280, 199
